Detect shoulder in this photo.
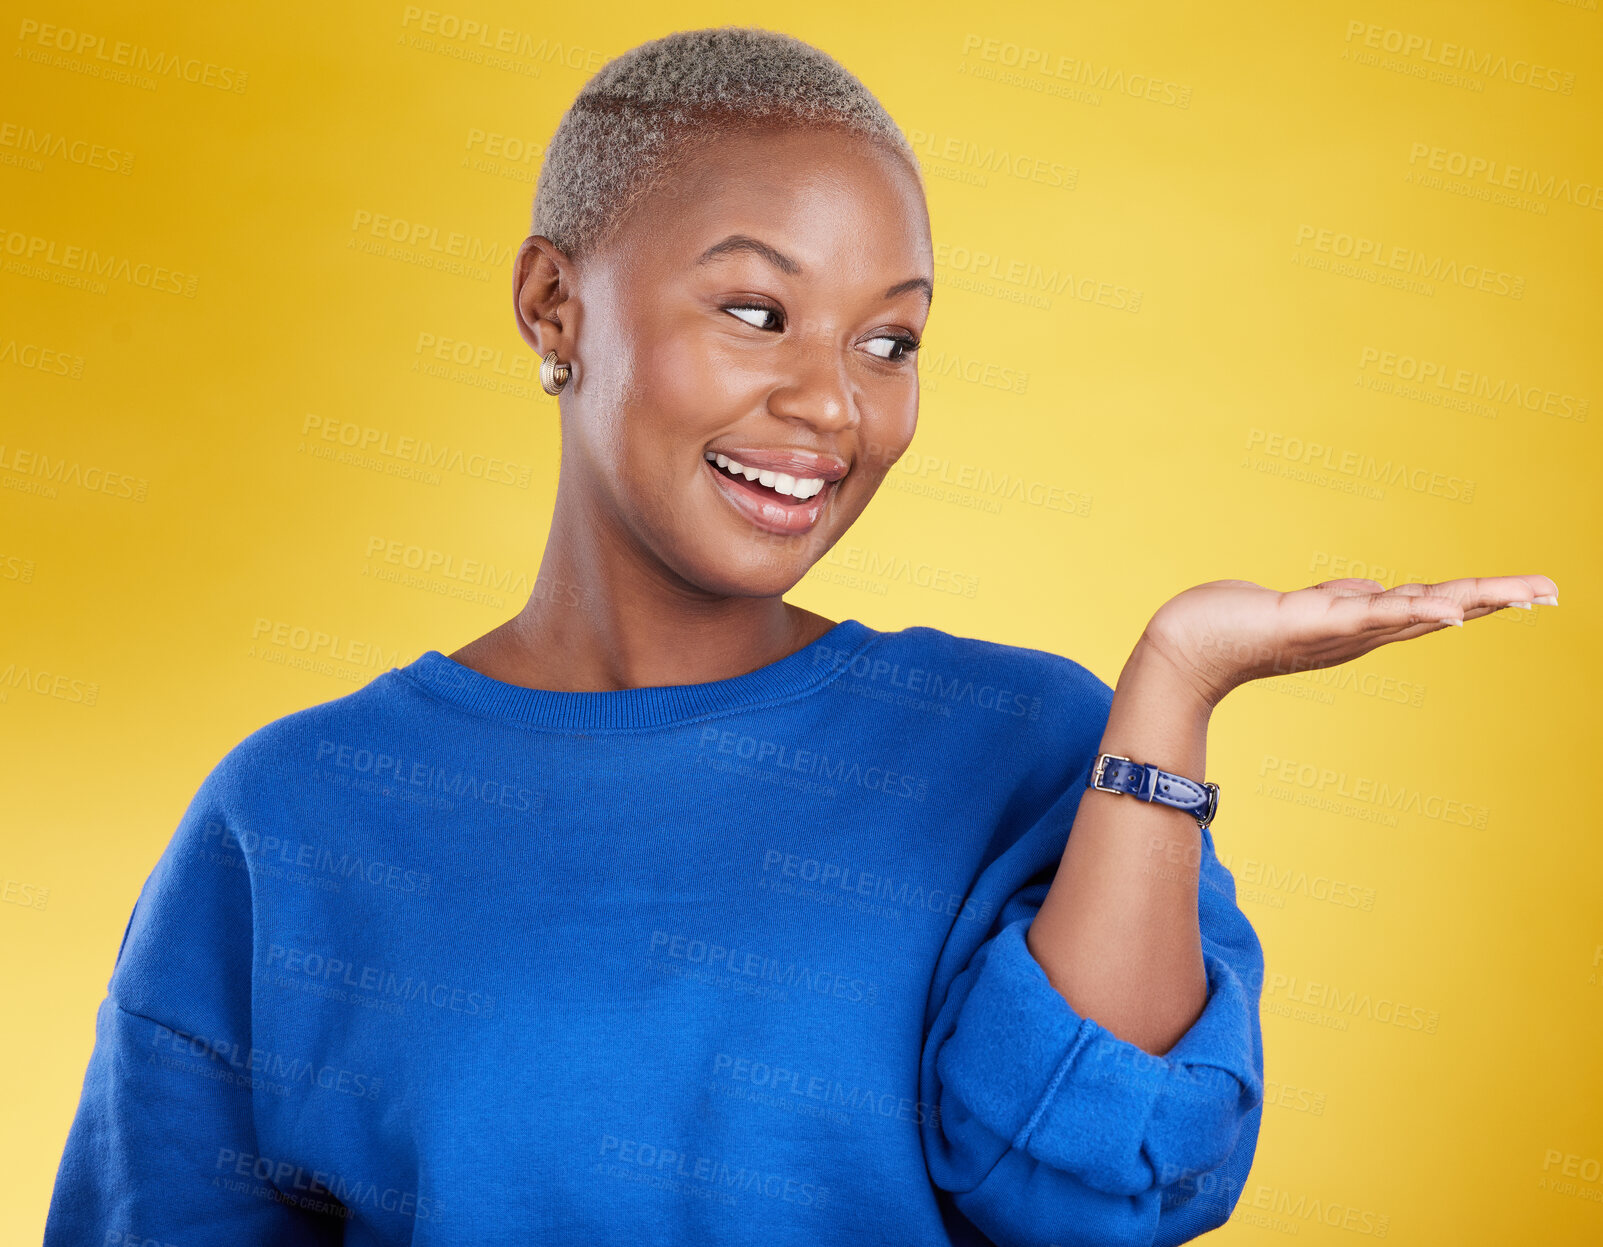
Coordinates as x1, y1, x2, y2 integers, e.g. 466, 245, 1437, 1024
109, 668, 415, 1004
856, 621, 1115, 768
865, 621, 1114, 711
846, 623, 1118, 844
194, 667, 411, 814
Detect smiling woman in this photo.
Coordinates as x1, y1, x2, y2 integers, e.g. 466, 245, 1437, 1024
43, 23, 1555, 1247
474, 58, 937, 680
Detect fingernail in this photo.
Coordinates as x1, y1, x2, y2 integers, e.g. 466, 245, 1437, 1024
1507, 601, 1534, 610
1534, 594, 1558, 605
1438, 618, 1464, 628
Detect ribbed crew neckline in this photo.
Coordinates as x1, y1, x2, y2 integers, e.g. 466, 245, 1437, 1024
393, 617, 876, 731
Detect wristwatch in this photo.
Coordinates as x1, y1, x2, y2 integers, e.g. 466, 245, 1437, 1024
1086, 752, 1219, 829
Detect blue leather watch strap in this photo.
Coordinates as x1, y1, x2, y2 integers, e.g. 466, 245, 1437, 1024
1086, 753, 1219, 828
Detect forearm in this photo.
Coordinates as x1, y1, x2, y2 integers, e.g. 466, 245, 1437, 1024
1026, 635, 1214, 1056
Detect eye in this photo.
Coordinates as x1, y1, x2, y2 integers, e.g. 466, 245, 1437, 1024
864, 333, 921, 363
723, 302, 783, 331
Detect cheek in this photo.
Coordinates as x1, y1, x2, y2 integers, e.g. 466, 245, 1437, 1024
635, 332, 707, 422
859, 401, 919, 480
627, 338, 775, 496
609, 345, 723, 510
637, 316, 762, 420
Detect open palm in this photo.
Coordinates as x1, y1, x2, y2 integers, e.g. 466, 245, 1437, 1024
1136, 574, 1560, 710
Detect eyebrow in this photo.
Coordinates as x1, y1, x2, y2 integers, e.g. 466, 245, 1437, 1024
695, 233, 933, 307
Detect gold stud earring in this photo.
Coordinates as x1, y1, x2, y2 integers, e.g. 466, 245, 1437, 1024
540, 350, 571, 395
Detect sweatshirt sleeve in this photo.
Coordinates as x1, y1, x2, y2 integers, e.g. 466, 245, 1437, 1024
919, 750, 1266, 1247
44, 750, 347, 1245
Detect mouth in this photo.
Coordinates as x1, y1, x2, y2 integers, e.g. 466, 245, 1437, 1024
702, 451, 841, 536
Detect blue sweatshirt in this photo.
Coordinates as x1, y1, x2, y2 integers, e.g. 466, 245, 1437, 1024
46, 617, 1265, 1247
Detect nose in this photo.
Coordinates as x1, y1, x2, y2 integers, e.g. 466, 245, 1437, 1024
765, 332, 857, 435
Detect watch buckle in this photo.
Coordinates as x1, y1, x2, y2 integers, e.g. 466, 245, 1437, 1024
1091, 753, 1131, 792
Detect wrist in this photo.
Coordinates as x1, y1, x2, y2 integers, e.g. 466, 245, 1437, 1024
1119, 633, 1219, 724
1093, 639, 1213, 802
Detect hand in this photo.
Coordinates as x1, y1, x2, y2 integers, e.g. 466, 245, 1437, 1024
1135, 574, 1559, 711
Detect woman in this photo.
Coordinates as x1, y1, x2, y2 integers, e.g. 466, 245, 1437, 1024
46, 25, 1554, 1247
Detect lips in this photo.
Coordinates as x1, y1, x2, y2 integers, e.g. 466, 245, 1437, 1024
703, 455, 838, 536
702, 447, 849, 482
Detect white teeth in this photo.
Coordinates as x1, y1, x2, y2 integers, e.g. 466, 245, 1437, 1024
704, 450, 827, 499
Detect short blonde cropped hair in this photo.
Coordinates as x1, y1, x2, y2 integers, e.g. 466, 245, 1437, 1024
531, 26, 921, 261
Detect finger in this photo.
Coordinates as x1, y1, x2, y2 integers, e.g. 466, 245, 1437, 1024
1341, 613, 1470, 657
1383, 575, 1558, 613
1291, 585, 1463, 633
1346, 574, 1560, 638
1281, 574, 1557, 660
1309, 578, 1389, 596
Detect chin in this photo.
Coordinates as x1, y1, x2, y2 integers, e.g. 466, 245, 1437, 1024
687, 555, 812, 600
670, 528, 823, 599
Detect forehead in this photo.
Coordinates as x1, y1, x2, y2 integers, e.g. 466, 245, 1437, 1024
612, 125, 931, 281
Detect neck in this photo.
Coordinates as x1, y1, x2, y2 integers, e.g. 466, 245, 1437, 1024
448, 492, 835, 693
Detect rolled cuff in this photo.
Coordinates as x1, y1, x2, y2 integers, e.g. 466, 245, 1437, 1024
934, 915, 1263, 1198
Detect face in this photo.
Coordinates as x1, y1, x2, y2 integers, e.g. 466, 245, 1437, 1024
514, 123, 933, 599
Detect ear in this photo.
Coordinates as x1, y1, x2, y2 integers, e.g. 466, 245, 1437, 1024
513, 235, 574, 358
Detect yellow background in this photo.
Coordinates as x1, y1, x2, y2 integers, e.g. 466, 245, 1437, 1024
3, 0, 1599, 1241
